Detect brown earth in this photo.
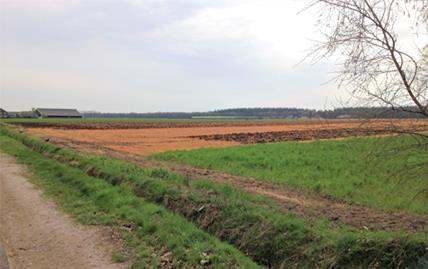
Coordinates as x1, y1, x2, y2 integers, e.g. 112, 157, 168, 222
27, 127, 241, 155
35, 137, 428, 232
192, 125, 428, 143
25, 119, 428, 155
0, 152, 128, 269
0, 241, 8, 269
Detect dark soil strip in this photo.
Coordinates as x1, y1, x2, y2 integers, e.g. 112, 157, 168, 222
46, 137, 428, 232
191, 126, 428, 143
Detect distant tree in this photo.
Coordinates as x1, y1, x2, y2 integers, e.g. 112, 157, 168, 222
307, 0, 428, 117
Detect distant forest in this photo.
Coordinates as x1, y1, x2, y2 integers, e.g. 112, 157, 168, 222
83, 107, 425, 119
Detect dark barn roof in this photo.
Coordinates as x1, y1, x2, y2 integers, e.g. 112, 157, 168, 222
35, 108, 82, 118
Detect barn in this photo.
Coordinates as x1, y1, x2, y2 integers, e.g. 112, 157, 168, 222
0, 108, 8, 118
34, 108, 82, 118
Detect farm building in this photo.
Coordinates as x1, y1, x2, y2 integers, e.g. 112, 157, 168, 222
0, 109, 24, 118
7, 112, 19, 118
34, 108, 82, 118
0, 108, 8, 118
18, 111, 35, 118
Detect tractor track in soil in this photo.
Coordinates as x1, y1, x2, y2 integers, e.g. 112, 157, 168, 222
42, 137, 428, 233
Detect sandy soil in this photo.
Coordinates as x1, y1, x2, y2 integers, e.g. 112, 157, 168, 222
26, 119, 428, 155
0, 242, 8, 269
0, 152, 127, 269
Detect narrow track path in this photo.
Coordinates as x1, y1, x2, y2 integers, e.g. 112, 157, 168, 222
0, 152, 126, 269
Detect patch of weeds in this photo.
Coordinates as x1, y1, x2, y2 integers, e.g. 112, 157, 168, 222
112, 252, 127, 263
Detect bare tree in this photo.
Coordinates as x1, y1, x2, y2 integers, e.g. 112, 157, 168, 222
307, 0, 428, 117
305, 1, 428, 213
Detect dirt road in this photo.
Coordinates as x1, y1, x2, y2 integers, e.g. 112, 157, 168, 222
0, 152, 126, 269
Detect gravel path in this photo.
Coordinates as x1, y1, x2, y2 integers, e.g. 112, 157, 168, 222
0, 152, 126, 269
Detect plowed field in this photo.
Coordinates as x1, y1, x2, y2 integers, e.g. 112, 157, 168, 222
25, 119, 428, 155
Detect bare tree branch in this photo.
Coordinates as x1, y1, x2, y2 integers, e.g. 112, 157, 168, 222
307, 0, 428, 116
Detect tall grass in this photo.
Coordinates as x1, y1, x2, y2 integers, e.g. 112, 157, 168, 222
155, 135, 428, 215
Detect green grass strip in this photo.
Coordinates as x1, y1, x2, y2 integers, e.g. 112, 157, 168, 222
154, 135, 428, 215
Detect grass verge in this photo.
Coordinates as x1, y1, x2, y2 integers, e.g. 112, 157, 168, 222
0, 135, 259, 268
1, 124, 427, 268
154, 135, 428, 215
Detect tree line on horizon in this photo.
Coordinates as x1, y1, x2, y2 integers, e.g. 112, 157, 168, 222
82, 107, 425, 119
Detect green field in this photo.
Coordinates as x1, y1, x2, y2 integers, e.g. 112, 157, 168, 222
1, 124, 427, 268
154, 135, 428, 215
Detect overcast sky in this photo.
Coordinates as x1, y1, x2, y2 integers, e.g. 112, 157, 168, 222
0, 0, 376, 112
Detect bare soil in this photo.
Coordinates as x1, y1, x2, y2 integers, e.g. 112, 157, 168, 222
25, 119, 428, 155
0, 241, 8, 269
0, 152, 128, 269
192, 125, 428, 143
36, 137, 428, 232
